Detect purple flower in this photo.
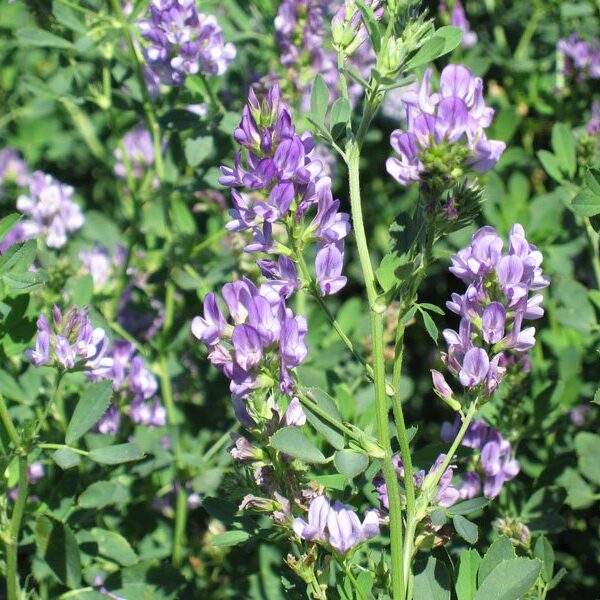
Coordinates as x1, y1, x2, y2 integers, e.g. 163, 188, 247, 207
139, 2, 235, 87
26, 306, 111, 372
8, 461, 45, 503
192, 279, 308, 400
570, 404, 592, 426
374, 454, 460, 510
0, 148, 29, 191
558, 33, 600, 80
441, 224, 548, 395
15, 171, 83, 248
114, 126, 155, 179
90, 339, 166, 434
386, 64, 505, 187
220, 85, 350, 297
293, 494, 379, 553
449, 1, 478, 48
480, 432, 520, 498
79, 245, 112, 288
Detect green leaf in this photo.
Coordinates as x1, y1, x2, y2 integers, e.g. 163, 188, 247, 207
534, 536, 554, 583
212, 530, 252, 547
310, 75, 329, 125
558, 468, 596, 509
455, 549, 481, 600
406, 27, 462, 70
574, 432, 600, 485
0, 214, 20, 242
79, 481, 128, 509
170, 197, 197, 235
35, 515, 82, 588
478, 537, 516, 585
420, 303, 445, 315
3, 270, 48, 292
473, 558, 541, 600
329, 97, 351, 139
355, 0, 381, 52
0, 239, 37, 274
270, 427, 327, 463
88, 443, 145, 465
413, 556, 451, 600
66, 381, 113, 445
52, 448, 81, 470
421, 310, 438, 343
586, 168, 600, 195
53, 3, 86, 33
546, 567, 567, 590
551, 123, 576, 177
302, 388, 345, 450
90, 528, 137, 566
537, 150, 564, 183
572, 188, 600, 217
184, 136, 215, 167
453, 515, 479, 544
16, 27, 74, 50
334, 449, 369, 479
448, 497, 489, 516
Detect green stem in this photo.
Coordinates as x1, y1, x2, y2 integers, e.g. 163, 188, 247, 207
346, 143, 404, 598
38, 443, 89, 456
6, 455, 28, 600
34, 371, 64, 437
402, 516, 418, 597
0, 393, 22, 451
110, 0, 164, 180
584, 217, 600, 289
422, 399, 478, 493
173, 481, 188, 568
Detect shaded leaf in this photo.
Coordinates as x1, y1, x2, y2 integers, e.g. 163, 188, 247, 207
66, 381, 113, 445
270, 427, 327, 463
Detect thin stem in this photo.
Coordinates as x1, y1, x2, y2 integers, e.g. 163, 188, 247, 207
6, 455, 28, 600
38, 443, 89, 456
422, 399, 478, 493
173, 482, 188, 568
584, 217, 600, 288
346, 143, 404, 598
110, 0, 164, 180
202, 428, 236, 463
34, 371, 64, 437
0, 393, 22, 451
402, 516, 418, 596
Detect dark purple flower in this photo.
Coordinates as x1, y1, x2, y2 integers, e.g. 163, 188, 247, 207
139, 2, 235, 87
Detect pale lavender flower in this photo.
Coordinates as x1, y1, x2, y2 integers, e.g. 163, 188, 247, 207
293, 494, 379, 553
441, 224, 548, 395
558, 33, 600, 80
449, 1, 478, 48
114, 126, 155, 179
191, 279, 308, 399
15, 171, 83, 248
386, 65, 505, 187
570, 404, 592, 426
8, 461, 45, 502
25, 306, 111, 372
0, 148, 29, 191
139, 1, 235, 87
79, 245, 112, 288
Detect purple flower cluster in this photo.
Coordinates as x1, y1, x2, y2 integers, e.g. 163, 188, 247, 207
114, 126, 155, 180
386, 64, 505, 187
139, 0, 235, 87
79, 244, 125, 289
220, 85, 350, 297
15, 171, 84, 249
26, 306, 112, 372
434, 224, 548, 397
91, 340, 166, 433
441, 417, 520, 498
558, 33, 600, 81
192, 278, 308, 399
292, 494, 380, 553
448, 1, 477, 49
374, 454, 460, 511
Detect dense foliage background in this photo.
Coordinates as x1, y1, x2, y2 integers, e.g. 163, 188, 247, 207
0, 0, 599, 598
